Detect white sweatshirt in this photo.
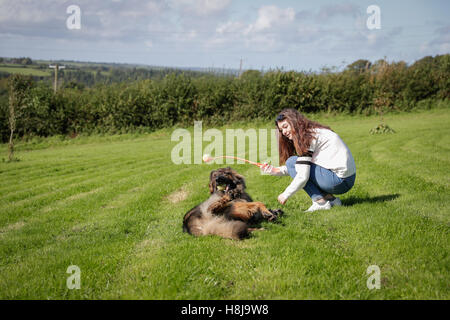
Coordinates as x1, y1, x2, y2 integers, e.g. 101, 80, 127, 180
274, 128, 356, 199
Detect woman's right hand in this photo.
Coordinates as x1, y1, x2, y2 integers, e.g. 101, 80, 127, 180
260, 163, 280, 175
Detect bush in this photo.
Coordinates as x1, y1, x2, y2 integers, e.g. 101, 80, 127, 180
0, 54, 448, 142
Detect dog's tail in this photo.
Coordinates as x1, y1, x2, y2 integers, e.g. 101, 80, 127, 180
184, 215, 249, 240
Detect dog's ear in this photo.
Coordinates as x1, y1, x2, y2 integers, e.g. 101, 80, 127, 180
233, 173, 246, 189
209, 170, 217, 194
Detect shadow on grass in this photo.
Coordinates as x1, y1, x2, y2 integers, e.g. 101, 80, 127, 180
342, 194, 400, 206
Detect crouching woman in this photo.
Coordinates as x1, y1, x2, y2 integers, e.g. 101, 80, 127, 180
261, 109, 356, 212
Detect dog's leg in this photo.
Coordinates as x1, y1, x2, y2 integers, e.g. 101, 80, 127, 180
229, 202, 278, 222
207, 194, 233, 216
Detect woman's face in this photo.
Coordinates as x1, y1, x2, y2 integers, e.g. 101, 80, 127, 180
277, 119, 293, 140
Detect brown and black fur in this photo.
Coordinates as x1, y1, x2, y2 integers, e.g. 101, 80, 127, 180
183, 167, 283, 240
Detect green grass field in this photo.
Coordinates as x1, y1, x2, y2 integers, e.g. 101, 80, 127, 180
0, 64, 112, 78
0, 109, 449, 299
0, 65, 50, 77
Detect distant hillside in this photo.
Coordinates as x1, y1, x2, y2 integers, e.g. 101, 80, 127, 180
0, 57, 240, 87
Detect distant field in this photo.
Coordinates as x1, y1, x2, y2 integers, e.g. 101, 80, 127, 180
0, 63, 111, 77
0, 65, 50, 76
0, 109, 449, 299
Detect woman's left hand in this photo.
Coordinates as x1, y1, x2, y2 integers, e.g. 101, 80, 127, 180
278, 194, 287, 205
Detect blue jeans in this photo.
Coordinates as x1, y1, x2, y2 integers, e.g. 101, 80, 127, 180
286, 156, 356, 201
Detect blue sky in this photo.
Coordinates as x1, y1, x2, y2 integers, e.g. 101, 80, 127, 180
0, 0, 448, 71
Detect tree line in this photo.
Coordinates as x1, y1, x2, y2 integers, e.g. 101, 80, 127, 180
0, 54, 448, 142
0, 57, 225, 86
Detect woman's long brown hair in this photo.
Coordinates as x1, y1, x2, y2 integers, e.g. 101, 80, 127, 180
275, 109, 331, 164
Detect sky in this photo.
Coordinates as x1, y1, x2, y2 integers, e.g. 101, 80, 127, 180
0, 0, 449, 71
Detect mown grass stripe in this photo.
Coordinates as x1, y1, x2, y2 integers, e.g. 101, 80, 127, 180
0, 155, 168, 201
0, 159, 172, 227
0, 166, 205, 299
0, 165, 194, 266
0, 155, 142, 189
0, 142, 169, 186
0, 156, 160, 211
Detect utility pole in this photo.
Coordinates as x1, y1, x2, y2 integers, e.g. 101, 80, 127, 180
239, 58, 243, 77
49, 64, 65, 93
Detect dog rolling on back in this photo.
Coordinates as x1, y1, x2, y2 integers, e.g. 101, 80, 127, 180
183, 167, 283, 240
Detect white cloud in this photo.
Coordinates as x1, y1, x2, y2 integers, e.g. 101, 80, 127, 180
420, 25, 450, 55
247, 5, 295, 33
168, 0, 231, 17
210, 5, 297, 51
216, 21, 246, 34
0, 0, 62, 23
0, 0, 170, 43
316, 3, 359, 21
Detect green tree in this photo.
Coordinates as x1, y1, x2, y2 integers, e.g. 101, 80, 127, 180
7, 74, 33, 161
346, 59, 371, 74
22, 57, 33, 65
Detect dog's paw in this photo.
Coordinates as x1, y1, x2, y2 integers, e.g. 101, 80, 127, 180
269, 209, 284, 217
222, 193, 232, 202
263, 210, 278, 222
226, 188, 241, 200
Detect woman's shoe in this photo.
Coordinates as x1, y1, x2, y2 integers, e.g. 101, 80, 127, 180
330, 197, 342, 207
305, 201, 331, 212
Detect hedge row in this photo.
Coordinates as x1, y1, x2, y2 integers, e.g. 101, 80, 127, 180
1, 55, 449, 142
